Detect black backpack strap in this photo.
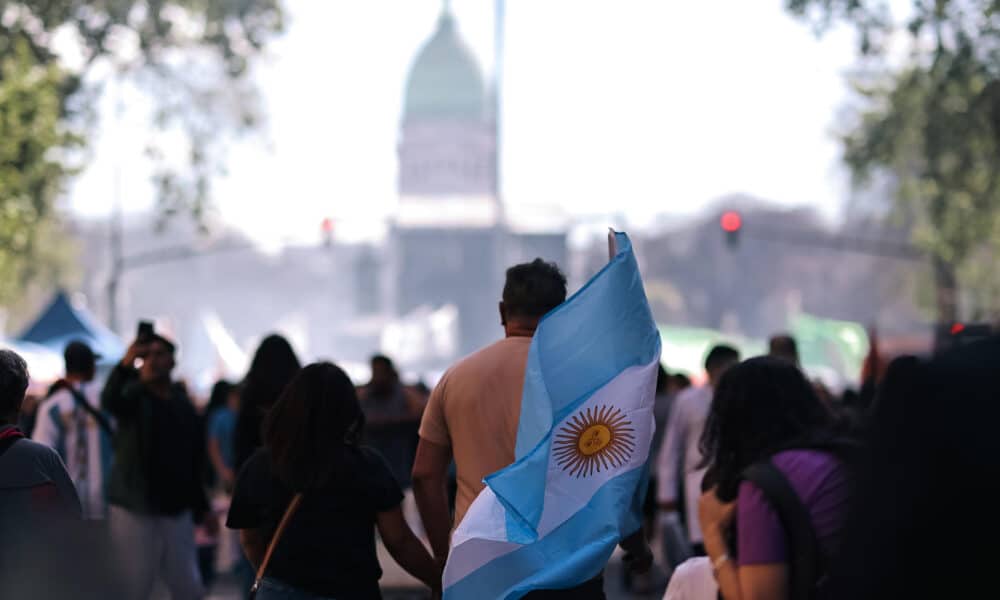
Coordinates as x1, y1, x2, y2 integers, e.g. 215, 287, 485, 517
743, 460, 822, 600
67, 387, 115, 438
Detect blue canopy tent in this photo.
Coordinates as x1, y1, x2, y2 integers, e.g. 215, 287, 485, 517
18, 292, 124, 364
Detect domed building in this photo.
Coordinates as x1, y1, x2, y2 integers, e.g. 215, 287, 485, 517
403, 10, 487, 121
389, 2, 565, 361
397, 6, 499, 222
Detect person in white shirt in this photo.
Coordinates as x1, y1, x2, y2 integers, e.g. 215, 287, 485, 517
33, 340, 114, 519
661, 557, 718, 600
656, 344, 739, 556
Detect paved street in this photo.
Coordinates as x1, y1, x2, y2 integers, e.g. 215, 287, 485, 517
203, 495, 672, 599
206, 546, 670, 599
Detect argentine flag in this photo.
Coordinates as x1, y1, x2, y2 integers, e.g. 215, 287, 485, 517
443, 231, 661, 599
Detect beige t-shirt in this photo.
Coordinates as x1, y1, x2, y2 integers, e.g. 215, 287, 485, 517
418, 335, 531, 529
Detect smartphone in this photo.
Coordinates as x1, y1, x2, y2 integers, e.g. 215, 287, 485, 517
137, 321, 155, 342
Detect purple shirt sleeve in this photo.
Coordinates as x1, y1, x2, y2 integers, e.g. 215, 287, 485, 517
737, 479, 787, 565
735, 449, 850, 566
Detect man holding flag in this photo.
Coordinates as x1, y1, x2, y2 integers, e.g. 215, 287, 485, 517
413, 232, 658, 598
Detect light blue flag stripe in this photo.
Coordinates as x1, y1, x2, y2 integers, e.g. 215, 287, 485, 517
445, 463, 648, 600
486, 232, 659, 542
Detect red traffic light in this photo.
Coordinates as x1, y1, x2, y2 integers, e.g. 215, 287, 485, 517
321, 217, 334, 233
950, 322, 966, 335
720, 211, 742, 233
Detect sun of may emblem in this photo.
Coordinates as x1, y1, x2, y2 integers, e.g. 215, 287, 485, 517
553, 405, 636, 478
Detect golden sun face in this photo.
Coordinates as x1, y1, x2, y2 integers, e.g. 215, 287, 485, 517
553, 405, 635, 478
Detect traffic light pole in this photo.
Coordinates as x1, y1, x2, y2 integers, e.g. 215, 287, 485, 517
736, 224, 925, 261
718, 216, 989, 352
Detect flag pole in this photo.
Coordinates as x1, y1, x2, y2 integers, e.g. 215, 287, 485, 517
607, 228, 618, 261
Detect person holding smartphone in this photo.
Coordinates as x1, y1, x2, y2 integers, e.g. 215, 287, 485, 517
101, 326, 210, 599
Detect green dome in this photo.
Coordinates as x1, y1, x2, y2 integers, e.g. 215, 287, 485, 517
404, 11, 485, 120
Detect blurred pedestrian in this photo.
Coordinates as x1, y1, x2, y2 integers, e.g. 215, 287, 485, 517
227, 362, 441, 599
767, 334, 799, 366
628, 364, 686, 593
206, 379, 238, 490
102, 333, 210, 599
232, 335, 301, 595
197, 380, 240, 588
669, 373, 692, 393
851, 326, 884, 423
650, 365, 672, 465
358, 354, 426, 487
412, 258, 652, 598
32, 340, 114, 519
656, 345, 740, 559
693, 357, 851, 600
643, 365, 675, 537
234, 335, 301, 472
0, 349, 112, 597
0, 348, 82, 526
827, 337, 1000, 599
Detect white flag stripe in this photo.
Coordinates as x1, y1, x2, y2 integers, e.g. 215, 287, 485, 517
446, 487, 519, 587
536, 357, 658, 536
446, 537, 521, 587
452, 486, 510, 546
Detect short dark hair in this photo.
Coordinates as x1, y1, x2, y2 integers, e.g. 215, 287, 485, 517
264, 362, 364, 491
0, 350, 30, 419
705, 344, 740, 373
370, 354, 395, 371
207, 379, 234, 415
502, 258, 567, 319
768, 334, 799, 364
64, 340, 97, 375
369, 354, 398, 383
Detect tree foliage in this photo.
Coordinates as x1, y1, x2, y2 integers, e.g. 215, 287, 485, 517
4, 0, 284, 219
787, 0, 1000, 320
0, 34, 78, 309
0, 0, 282, 319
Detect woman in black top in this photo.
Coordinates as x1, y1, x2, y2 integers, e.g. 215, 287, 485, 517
227, 362, 441, 599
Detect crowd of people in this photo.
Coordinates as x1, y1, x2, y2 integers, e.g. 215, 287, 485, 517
0, 254, 996, 599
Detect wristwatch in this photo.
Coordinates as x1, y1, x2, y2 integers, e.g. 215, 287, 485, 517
712, 552, 731, 575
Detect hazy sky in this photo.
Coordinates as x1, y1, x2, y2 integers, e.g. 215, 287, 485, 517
69, 0, 858, 244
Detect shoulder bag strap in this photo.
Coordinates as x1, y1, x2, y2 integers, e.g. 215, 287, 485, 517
67, 387, 115, 437
249, 493, 304, 599
742, 461, 822, 600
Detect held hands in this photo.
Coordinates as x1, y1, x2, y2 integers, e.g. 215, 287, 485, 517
429, 555, 446, 599
203, 512, 221, 536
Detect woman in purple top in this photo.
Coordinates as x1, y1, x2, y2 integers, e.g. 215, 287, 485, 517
695, 357, 851, 600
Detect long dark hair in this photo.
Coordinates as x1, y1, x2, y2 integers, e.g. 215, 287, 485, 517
700, 356, 833, 501
243, 335, 301, 411
234, 334, 301, 469
263, 362, 365, 491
